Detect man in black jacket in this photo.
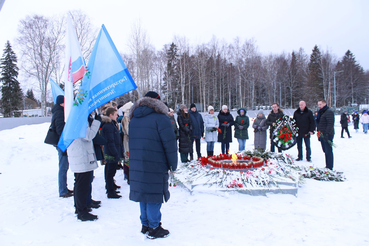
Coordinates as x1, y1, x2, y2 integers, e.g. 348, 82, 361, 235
266, 103, 284, 153
51, 95, 73, 198
293, 101, 315, 162
316, 99, 335, 170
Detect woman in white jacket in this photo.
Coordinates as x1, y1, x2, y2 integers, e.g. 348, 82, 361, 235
203, 106, 219, 156
360, 111, 369, 134
67, 115, 101, 222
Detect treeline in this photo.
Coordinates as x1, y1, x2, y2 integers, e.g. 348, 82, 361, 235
7, 11, 368, 116
123, 36, 368, 112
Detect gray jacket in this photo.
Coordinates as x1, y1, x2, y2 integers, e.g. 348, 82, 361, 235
204, 113, 219, 142
67, 119, 101, 173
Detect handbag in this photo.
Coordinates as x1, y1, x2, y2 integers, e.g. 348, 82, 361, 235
44, 126, 60, 146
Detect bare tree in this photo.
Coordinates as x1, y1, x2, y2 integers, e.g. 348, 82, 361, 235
69, 10, 98, 62
127, 19, 151, 97
17, 15, 65, 116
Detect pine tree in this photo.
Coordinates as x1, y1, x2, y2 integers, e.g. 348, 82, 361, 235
162, 43, 179, 107
307, 45, 324, 105
0, 41, 23, 117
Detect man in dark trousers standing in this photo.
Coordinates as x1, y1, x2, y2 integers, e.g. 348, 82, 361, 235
316, 99, 335, 170
51, 95, 73, 198
129, 91, 178, 239
293, 101, 315, 162
189, 103, 204, 160
266, 103, 284, 153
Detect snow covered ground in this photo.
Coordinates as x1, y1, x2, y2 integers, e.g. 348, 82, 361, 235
0, 116, 368, 246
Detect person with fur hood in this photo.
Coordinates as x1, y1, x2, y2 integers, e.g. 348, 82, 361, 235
121, 101, 133, 183
177, 104, 193, 162
266, 103, 284, 153
217, 105, 234, 154
234, 107, 249, 151
252, 111, 269, 151
129, 91, 177, 239
203, 105, 219, 156
67, 114, 101, 221
101, 107, 124, 199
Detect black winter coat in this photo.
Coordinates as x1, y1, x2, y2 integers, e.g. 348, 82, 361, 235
266, 109, 284, 139
129, 97, 178, 203
217, 110, 234, 143
189, 110, 204, 139
340, 113, 349, 127
101, 118, 123, 163
177, 110, 193, 154
317, 105, 335, 137
352, 113, 360, 129
88, 115, 107, 161
51, 104, 65, 138
293, 107, 315, 138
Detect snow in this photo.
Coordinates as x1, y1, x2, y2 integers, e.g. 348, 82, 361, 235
1, 116, 368, 245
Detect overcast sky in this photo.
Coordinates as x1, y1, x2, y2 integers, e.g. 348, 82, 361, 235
0, 0, 368, 71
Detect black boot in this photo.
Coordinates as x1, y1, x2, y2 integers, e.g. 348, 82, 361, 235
147, 223, 169, 239
210, 151, 214, 157
77, 212, 98, 221
207, 151, 211, 157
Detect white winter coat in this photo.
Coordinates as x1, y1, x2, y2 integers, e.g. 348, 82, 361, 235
361, 114, 369, 124
204, 113, 219, 142
67, 119, 101, 173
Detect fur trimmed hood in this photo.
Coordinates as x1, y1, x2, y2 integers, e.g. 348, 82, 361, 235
130, 97, 168, 120
101, 115, 112, 123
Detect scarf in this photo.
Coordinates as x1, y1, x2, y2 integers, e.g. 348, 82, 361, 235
316, 105, 328, 124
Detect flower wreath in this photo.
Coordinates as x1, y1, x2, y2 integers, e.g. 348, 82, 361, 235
272, 115, 299, 150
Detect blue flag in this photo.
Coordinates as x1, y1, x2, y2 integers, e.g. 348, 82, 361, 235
50, 78, 64, 104
58, 25, 137, 151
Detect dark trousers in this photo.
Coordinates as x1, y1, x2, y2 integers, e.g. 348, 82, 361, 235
191, 138, 201, 159
221, 142, 230, 154
105, 162, 117, 195
270, 141, 282, 153
341, 127, 350, 137
86, 171, 94, 206
297, 137, 311, 160
74, 171, 92, 215
320, 135, 334, 170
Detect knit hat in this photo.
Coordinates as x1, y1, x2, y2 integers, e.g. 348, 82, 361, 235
208, 105, 214, 112
222, 105, 228, 111
179, 104, 187, 110
145, 91, 160, 100
56, 95, 64, 105
190, 103, 196, 109
169, 108, 174, 113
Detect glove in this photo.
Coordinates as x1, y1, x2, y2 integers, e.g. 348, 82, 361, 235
258, 126, 262, 131
221, 123, 227, 127
213, 127, 217, 132
238, 125, 244, 130
95, 113, 102, 122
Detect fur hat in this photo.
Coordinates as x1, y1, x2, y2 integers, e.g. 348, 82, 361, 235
179, 104, 187, 110
145, 91, 160, 100
222, 105, 228, 111
190, 103, 196, 109
208, 105, 214, 112
56, 95, 64, 105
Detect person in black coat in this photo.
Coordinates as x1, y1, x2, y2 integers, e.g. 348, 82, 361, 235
51, 95, 72, 198
266, 103, 284, 153
129, 91, 177, 239
189, 103, 204, 159
217, 105, 234, 154
293, 101, 315, 162
101, 107, 123, 199
352, 111, 360, 132
340, 112, 351, 138
317, 99, 335, 170
177, 104, 193, 162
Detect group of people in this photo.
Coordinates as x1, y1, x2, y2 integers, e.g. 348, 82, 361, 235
51, 91, 337, 239
340, 109, 369, 136
51, 92, 176, 239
